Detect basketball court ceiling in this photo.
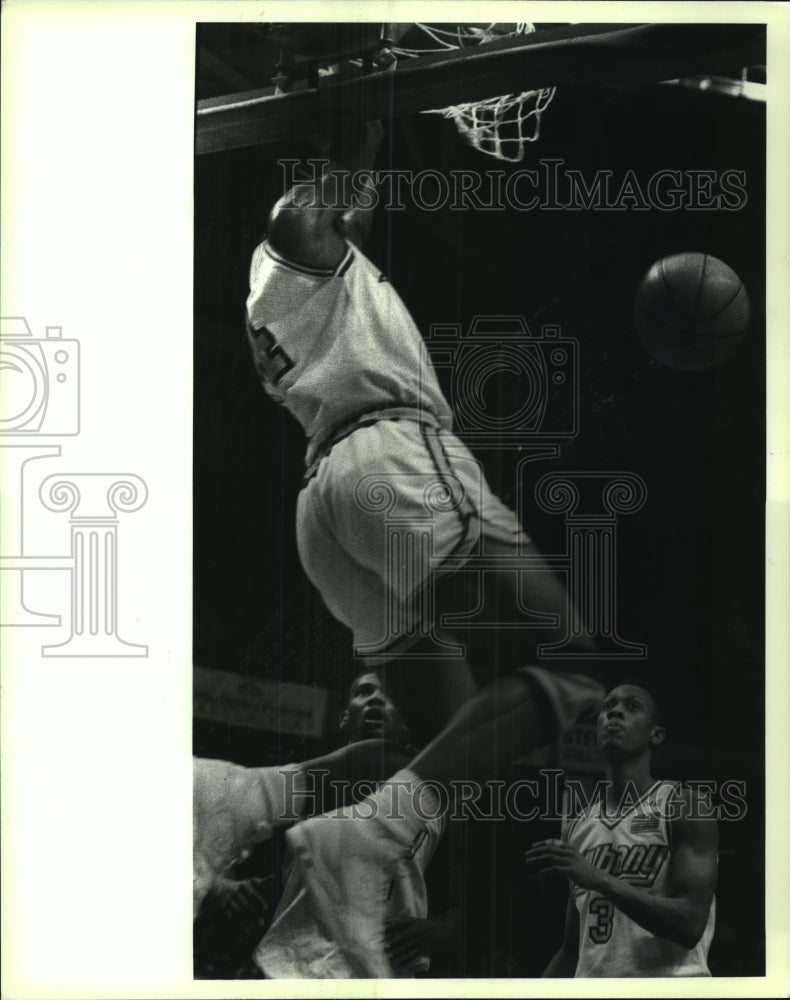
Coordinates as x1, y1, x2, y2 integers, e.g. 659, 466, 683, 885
195, 22, 765, 154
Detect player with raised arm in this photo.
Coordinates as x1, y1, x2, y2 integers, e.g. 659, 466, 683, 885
193, 735, 409, 921
240, 111, 612, 980
245, 118, 602, 747
196, 670, 463, 979
254, 663, 610, 978
524, 682, 718, 977
255, 671, 451, 979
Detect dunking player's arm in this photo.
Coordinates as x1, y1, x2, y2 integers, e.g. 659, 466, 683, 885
266, 122, 383, 270
529, 787, 718, 975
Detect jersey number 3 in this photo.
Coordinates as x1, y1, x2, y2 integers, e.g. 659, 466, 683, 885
588, 896, 614, 944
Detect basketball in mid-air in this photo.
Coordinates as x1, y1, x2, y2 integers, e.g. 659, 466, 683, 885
633, 252, 749, 371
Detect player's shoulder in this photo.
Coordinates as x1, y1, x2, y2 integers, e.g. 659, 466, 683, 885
249, 238, 343, 285
650, 777, 684, 807
664, 780, 711, 814
267, 188, 348, 270
663, 781, 719, 848
644, 779, 702, 822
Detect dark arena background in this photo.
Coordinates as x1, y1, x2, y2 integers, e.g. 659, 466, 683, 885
193, 22, 766, 977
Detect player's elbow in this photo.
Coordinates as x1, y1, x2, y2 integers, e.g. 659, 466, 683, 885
266, 192, 344, 269
675, 927, 701, 950
672, 908, 708, 950
542, 945, 577, 978
267, 196, 317, 251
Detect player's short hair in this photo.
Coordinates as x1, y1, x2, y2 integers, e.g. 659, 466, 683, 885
344, 667, 383, 702
607, 674, 671, 733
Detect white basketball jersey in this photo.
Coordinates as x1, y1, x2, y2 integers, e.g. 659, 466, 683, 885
246, 241, 453, 466
256, 771, 444, 978
565, 780, 715, 977
193, 758, 306, 918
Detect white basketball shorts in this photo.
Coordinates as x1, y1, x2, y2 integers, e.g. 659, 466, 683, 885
296, 415, 528, 656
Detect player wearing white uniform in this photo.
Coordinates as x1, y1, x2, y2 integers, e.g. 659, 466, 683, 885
255, 767, 444, 978
244, 120, 607, 978
247, 238, 525, 659
193, 738, 409, 920
254, 672, 458, 978
563, 779, 715, 976
525, 683, 718, 977
246, 121, 602, 745
194, 668, 601, 978
193, 757, 304, 920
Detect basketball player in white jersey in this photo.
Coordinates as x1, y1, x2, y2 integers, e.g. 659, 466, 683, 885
195, 672, 445, 978
254, 661, 608, 978
244, 120, 606, 977
524, 682, 718, 977
245, 119, 602, 748
193, 733, 409, 920
256, 671, 464, 979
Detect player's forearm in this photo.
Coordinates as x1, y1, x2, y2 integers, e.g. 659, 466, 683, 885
316, 121, 383, 213
329, 119, 383, 175
589, 871, 707, 949
272, 123, 381, 253
305, 739, 410, 788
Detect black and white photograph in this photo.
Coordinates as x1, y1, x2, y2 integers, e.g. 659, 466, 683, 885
1, 3, 788, 998
193, 13, 773, 985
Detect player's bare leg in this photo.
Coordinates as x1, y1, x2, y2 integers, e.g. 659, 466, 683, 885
408, 672, 548, 785
379, 536, 599, 745
379, 652, 479, 748
395, 664, 601, 791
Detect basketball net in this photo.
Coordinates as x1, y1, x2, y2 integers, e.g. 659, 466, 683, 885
392, 23, 557, 163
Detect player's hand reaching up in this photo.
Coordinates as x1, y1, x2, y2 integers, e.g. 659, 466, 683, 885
307, 118, 384, 170
524, 839, 604, 892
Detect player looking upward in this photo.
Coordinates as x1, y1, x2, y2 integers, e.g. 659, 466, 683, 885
524, 682, 718, 977
340, 670, 415, 749
256, 671, 461, 978
255, 661, 614, 978
195, 671, 466, 978
242, 115, 612, 977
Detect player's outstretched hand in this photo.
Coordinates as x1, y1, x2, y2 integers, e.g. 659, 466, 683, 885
212, 875, 272, 923
524, 839, 603, 891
